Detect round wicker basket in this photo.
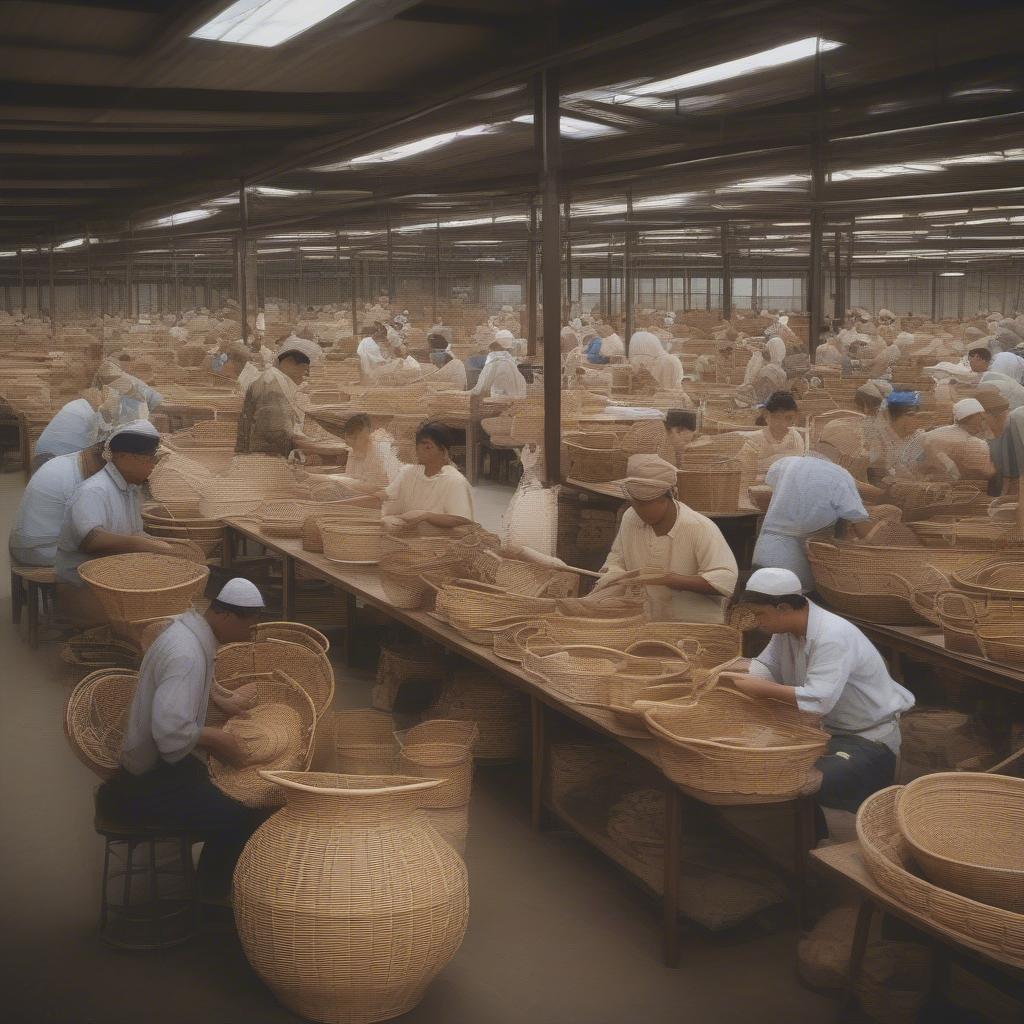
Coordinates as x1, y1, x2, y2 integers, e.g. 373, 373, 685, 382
77, 553, 209, 623
63, 668, 138, 778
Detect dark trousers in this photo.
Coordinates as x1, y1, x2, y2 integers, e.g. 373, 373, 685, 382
97, 756, 267, 884
814, 735, 897, 840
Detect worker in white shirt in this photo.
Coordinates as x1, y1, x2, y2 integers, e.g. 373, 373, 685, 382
470, 341, 528, 399
922, 398, 997, 481
356, 323, 391, 380
55, 421, 177, 624
10, 442, 105, 567
330, 413, 403, 496
32, 388, 109, 471
98, 578, 269, 892
765, 334, 787, 366
724, 567, 915, 819
627, 330, 665, 372
596, 454, 738, 623
990, 348, 1024, 384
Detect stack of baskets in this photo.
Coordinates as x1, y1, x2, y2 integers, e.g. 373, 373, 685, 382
677, 447, 744, 516
320, 519, 383, 564
301, 505, 382, 553
377, 532, 487, 610
856, 781, 1024, 968
143, 509, 225, 562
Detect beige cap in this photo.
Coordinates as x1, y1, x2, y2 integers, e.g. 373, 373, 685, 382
953, 398, 985, 421
618, 454, 678, 501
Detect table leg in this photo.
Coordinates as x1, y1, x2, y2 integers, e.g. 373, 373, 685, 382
281, 555, 296, 621
530, 697, 546, 831
223, 528, 235, 571
663, 782, 681, 968
842, 898, 874, 1015
342, 591, 358, 666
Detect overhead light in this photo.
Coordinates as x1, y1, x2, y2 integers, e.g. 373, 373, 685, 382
143, 209, 216, 229
251, 185, 310, 197
453, 240, 504, 245
191, 0, 359, 48
633, 191, 699, 211
0, 251, 16, 258
312, 124, 494, 170
921, 209, 969, 217
939, 271, 965, 277
632, 37, 842, 96
55, 236, 99, 250
719, 174, 810, 192
858, 213, 905, 221
513, 114, 622, 139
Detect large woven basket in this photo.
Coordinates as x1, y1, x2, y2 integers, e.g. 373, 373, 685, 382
856, 787, 1024, 968
472, 550, 579, 599
564, 440, 628, 483
63, 668, 137, 778
78, 554, 209, 623
214, 638, 334, 719
321, 522, 382, 563
333, 709, 399, 775
951, 558, 1024, 599
677, 454, 742, 516
643, 689, 828, 796
397, 719, 479, 809
142, 511, 225, 558
895, 773, 1024, 914
430, 669, 529, 760
252, 621, 330, 654
302, 507, 381, 553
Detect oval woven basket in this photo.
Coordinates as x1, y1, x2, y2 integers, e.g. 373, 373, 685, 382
676, 456, 742, 516
252, 621, 330, 655
564, 441, 629, 483
856, 787, 1024, 968
301, 507, 382, 553
321, 522, 382, 563
643, 689, 828, 797
895, 773, 1024, 914
396, 719, 479, 809
78, 554, 209, 623
951, 558, 1024, 599
63, 668, 138, 778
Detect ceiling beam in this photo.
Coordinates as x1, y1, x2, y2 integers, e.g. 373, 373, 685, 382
0, 81, 403, 115
17, 0, 174, 9
395, 3, 530, 30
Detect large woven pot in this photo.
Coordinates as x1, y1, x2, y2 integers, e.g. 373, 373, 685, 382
233, 772, 469, 1024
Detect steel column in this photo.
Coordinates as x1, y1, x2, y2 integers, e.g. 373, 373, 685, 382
563, 199, 572, 321
833, 229, 844, 321
385, 208, 394, 301
239, 181, 249, 344
721, 224, 732, 319
536, 68, 562, 485
624, 191, 634, 342
807, 43, 827, 356
125, 219, 133, 319
526, 199, 538, 357
930, 272, 938, 321
48, 237, 55, 334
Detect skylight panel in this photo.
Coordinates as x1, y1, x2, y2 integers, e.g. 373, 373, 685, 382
191, 0, 359, 48
312, 125, 494, 171
513, 114, 622, 139
143, 209, 216, 229
632, 37, 842, 96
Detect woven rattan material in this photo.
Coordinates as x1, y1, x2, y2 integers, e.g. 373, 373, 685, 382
430, 669, 529, 761
63, 669, 137, 778
334, 709, 399, 775
373, 644, 444, 711
214, 639, 334, 720
643, 689, 827, 796
232, 771, 469, 1024
895, 773, 1024, 914
952, 559, 1024, 598
302, 508, 382, 553
78, 554, 209, 623
60, 625, 142, 670
208, 671, 316, 808
856, 787, 1024, 968
397, 720, 479, 809
321, 522, 383, 563
252, 621, 330, 654
677, 454, 743, 516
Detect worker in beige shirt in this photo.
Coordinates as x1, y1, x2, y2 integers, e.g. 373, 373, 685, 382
595, 454, 738, 623
922, 397, 997, 481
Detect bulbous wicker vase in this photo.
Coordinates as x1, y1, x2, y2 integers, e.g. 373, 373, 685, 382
233, 771, 470, 1024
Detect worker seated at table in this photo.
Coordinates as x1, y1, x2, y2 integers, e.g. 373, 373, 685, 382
594, 454, 738, 623
356, 323, 392, 381
740, 390, 806, 479
96, 578, 269, 893
235, 337, 342, 461
749, 454, 879, 592
628, 330, 665, 373
723, 568, 915, 825
921, 397, 997, 482
32, 388, 110, 472
55, 421, 176, 624
664, 409, 697, 467
10, 442, 105, 567
95, 358, 193, 427
328, 413, 403, 497
470, 340, 528, 399
429, 349, 468, 389
379, 421, 474, 533
214, 341, 259, 392
581, 331, 609, 365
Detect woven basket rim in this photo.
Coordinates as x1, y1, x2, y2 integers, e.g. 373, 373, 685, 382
78, 553, 208, 594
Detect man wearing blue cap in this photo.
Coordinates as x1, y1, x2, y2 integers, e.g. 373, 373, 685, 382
724, 568, 915, 820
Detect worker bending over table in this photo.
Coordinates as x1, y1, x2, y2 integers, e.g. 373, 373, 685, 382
97, 579, 269, 892
470, 340, 528, 399
329, 413, 403, 497
380, 421, 474, 533
725, 568, 915, 826
595, 454, 738, 623
32, 388, 110, 471
55, 421, 175, 624
235, 336, 342, 462
10, 442, 105, 567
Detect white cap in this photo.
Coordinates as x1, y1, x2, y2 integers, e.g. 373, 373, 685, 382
276, 335, 323, 364
742, 567, 803, 597
953, 398, 985, 421
494, 329, 516, 345
216, 578, 265, 609
109, 419, 160, 440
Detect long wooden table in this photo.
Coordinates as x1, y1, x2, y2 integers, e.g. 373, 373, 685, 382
223, 518, 818, 967
811, 842, 1024, 1014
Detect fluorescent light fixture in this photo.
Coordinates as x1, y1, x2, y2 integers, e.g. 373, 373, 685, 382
453, 240, 504, 245
858, 213, 905, 221
55, 236, 99, 250
191, 0, 359, 48
633, 192, 699, 211
632, 37, 842, 95
571, 200, 628, 216
513, 114, 622, 139
312, 124, 494, 171
718, 174, 810, 192
921, 209, 968, 217
143, 209, 216, 229
251, 185, 310, 197
0, 251, 17, 258
939, 271, 965, 277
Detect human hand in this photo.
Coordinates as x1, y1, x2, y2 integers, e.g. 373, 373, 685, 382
718, 672, 766, 696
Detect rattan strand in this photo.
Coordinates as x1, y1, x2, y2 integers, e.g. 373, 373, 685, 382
77, 553, 209, 622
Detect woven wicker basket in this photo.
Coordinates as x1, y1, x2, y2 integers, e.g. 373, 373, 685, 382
431, 669, 529, 760
78, 554, 209, 623
895, 773, 1024, 914
564, 440, 629, 482
252, 621, 330, 654
856, 787, 1024, 968
333, 709, 399, 774
63, 668, 137, 778
677, 455, 742, 515
472, 550, 579, 599
397, 719, 479, 809
643, 689, 828, 796
951, 558, 1024, 599
301, 507, 381, 553
321, 522, 382, 563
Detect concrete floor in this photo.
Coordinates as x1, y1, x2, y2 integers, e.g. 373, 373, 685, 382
0, 469, 838, 1024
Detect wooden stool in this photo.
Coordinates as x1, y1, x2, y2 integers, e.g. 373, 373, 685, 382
94, 813, 200, 951
10, 564, 57, 648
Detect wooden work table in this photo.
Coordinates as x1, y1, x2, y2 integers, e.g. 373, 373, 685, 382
223, 518, 817, 968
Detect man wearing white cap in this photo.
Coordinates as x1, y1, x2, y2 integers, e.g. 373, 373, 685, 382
921, 398, 996, 481
100, 579, 268, 892
724, 568, 915, 819
990, 347, 1024, 384
627, 330, 665, 372
235, 336, 340, 460
55, 421, 176, 617
356, 323, 391, 381
470, 339, 527, 398
595, 454, 738, 623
